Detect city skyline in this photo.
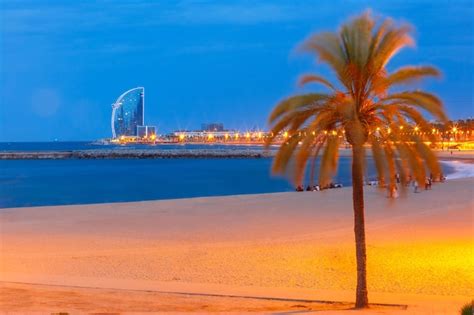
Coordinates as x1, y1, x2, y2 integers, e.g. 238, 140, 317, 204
1, 0, 473, 141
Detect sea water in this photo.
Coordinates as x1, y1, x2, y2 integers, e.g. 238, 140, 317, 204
0, 142, 457, 208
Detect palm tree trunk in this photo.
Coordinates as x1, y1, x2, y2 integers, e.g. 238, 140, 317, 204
352, 143, 369, 308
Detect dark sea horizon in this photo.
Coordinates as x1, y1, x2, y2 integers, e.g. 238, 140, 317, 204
0, 141, 460, 209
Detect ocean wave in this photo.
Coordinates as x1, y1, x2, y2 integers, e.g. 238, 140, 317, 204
441, 160, 474, 179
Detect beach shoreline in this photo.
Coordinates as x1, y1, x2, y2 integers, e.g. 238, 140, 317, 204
1, 155, 472, 210
1, 177, 473, 313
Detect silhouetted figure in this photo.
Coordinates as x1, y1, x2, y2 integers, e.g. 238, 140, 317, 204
296, 185, 304, 192
440, 172, 446, 182
395, 173, 400, 184
413, 181, 419, 193
306, 185, 312, 191
388, 185, 399, 198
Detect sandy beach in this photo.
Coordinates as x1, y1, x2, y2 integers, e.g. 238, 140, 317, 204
1, 176, 473, 313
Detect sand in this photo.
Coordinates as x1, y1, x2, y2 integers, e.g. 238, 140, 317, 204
1, 177, 473, 313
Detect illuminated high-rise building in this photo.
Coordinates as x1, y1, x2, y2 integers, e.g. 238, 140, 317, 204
111, 87, 144, 138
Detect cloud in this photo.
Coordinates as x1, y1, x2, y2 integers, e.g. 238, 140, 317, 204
158, 1, 315, 25
2, 0, 473, 37
0, 1, 325, 36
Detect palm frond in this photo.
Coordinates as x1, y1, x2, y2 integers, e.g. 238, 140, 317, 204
370, 136, 386, 186
268, 93, 329, 123
298, 74, 336, 90
373, 23, 414, 70
386, 66, 440, 87
414, 140, 442, 177
300, 32, 352, 90
319, 135, 340, 187
381, 91, 447, 122
272, 135, 301, 175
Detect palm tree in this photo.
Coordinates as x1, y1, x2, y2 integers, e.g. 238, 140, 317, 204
266, 12, 447, 308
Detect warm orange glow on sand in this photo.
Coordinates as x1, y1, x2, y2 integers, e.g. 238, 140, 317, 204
0, 178, 472, 313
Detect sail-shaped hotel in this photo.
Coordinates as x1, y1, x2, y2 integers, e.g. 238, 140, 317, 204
111, 87, 156, 139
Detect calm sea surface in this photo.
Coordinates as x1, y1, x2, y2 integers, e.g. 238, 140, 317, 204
0, 142, 454, 208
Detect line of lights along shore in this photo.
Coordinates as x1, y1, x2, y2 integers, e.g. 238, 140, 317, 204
109, 87, 474, 147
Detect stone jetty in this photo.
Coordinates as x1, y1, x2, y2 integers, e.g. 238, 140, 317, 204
0, 149, 275, 160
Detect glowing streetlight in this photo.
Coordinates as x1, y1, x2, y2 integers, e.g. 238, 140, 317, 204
283, 131, 288, 138
414, 126, 419, 132
179, 134, 185, 141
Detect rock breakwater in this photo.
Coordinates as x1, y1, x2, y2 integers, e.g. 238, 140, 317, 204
0, 149, 274, 159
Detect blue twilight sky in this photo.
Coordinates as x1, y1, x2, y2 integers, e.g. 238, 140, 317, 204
1, 0, 473, 141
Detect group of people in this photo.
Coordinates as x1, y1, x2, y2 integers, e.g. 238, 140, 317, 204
296, 182, 343, 192
296, 172, 447, 196
387, 172, 447, 198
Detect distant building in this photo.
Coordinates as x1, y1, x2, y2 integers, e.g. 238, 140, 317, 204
137, 125, 157, 138
201, 123, 224, 132
172, 129, 268, 142
146, 126, 157, 137
111, 87, 145, 138
136, 126, 147, 138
